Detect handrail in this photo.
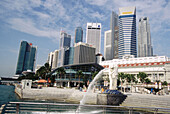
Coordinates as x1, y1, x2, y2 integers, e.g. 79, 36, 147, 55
9, 101, 170, 110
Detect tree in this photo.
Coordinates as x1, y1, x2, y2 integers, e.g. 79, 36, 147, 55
83, 75, 89, 87
76, 70, 83, 87
36, 66, 46, 79
137, 72, 148, 84
19, 72, 38, 81
162, 81, 168, 86
44, 63, 51, 79
145, 78, 151, 84
92, 71, 99, 80
118, 73, 126, 92
35, 63, 51, 80
56, 67, 66, 80
127, 74, 136, 93
56, 67, 66, 87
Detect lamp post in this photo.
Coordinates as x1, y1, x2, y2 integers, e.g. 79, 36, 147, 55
163, 67, 166, 82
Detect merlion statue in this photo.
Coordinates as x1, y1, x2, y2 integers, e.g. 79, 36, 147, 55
109, 64, 118, 90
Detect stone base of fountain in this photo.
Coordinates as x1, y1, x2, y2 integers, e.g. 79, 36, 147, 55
97, 93, 127, 105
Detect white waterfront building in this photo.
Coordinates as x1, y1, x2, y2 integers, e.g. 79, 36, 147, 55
86, 23, 101, 54
99, 56, 170, 83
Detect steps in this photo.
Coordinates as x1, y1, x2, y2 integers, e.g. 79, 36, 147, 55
121, 93, 170, 108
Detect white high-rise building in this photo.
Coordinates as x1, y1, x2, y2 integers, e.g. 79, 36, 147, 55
52, 50, 59, 70
138, 17, 153, 57
57, 48, 65, 67
47, 52, 54, 68
118, 7, 137, 59
86, 23, 101, 54
104, 30, 112, 60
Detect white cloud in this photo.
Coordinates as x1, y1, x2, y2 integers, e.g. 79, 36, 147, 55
85, 0, 108, 6
0, 0, 170, 57
7, 18, 59, 39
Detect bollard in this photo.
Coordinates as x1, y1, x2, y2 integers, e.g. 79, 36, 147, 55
16, 104, 19, 114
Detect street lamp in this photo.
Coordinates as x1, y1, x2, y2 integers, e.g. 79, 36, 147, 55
163, 67, 166, 82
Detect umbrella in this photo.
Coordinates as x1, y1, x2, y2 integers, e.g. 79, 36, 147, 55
37, 79, 47, 83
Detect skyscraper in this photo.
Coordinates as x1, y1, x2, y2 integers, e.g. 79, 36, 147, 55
86, 23, 101, 54
57, 48, 66, 67
104, 30, 112, 60
75, 27, 83, 43
52, 50, 59, 70
57, 31, 71, 67
16, 41, 37, 75
64, 47, 74, 65
74, 42, 95, 64
104, 11, 119, 60
138, 17, 153, 57
118, 7, 137, 59
60, 31, 71, 49
47, 52, 54, 68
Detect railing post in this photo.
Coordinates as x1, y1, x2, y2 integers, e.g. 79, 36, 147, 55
129, 107, 133, 114
103, 106, 106, 114
154, 108, 158, 114
16, 103, 19, 114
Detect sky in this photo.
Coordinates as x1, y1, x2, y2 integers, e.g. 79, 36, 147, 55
0, 0, 170, 77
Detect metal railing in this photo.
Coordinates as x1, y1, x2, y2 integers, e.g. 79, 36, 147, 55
2, 101, 170, 114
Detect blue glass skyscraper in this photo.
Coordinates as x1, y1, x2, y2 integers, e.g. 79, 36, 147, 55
16, 41, 37, 75
60, 31, 71, 48
58, 31, 71, 67
118, 7, 137, 59
75, 27, 83, 43
64, 47, 74, 65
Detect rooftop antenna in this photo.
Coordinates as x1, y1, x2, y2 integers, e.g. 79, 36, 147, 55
60, 28, 63, 34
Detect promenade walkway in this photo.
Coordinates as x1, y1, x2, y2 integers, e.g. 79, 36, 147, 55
121, 92, 170, 108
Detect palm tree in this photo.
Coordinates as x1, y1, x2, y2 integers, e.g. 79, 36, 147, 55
76, 70, 83, 87
56, 67, 66, 87
36, 66, 46, 79
35, 63, 51, 80
126, 74, 136, 92
162, 81, 168, 86
137, 72, 148, 84
92, 71, 99, 80
145, 78, 151, 84
56, 67, 66, 79
44, 63, 51, 79
118, 73, 126, 92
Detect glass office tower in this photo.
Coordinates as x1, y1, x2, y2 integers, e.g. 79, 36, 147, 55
138, 17, 153, 57
104, 11, 119, 60
58, 31, 71, 67
60, 31, 71, 48
75, 27, 83, 43
64, 47, 74, 65
118, 7, 137, 59
16, 41, 37, 75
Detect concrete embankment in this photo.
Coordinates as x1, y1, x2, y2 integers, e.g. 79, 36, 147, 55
14, 86, 126, 105
15, 86, 98, 104
121, 93, 170, 108
15, 85, 170, 108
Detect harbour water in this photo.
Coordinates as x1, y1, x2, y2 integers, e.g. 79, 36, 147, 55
0, 85, 20, 106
